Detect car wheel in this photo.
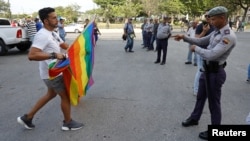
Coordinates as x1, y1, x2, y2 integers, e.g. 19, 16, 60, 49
16, 41, 31, 52
0, 40, 8, 56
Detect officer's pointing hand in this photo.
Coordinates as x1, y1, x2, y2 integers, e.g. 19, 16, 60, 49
173, 34, 184, 41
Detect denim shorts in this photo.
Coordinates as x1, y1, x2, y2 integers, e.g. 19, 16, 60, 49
43, 75, 66, 94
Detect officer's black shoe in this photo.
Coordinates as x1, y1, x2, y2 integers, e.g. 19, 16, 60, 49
128, 50, 134, 53
124, 48, 128, 52
182, 117, 198, 127
160, 62, 165, 65
185, 61, 192, 64
154, 60, 160, 64
198, 130, 208, 140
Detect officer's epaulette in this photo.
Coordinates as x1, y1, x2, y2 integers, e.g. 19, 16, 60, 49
224, 29, 230, 34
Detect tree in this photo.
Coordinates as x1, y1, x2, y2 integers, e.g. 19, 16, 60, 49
139, 0, 157, 17
94, 0, 125, 8
91, 0, 249, 25
159, 0, 185, 15
93, 0, 127, 27
158, 0, 185, 24
0, 0, 11, 18
198, 0, 248, 21
230, 0, 250, 22
179, 0, 213, 17
54, 4, 81, 23
113, 1, 142, 18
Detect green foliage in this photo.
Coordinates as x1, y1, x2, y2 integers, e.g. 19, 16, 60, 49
55, 4, 81, 23
4, 0, 250, 24
93, 0, 141, 25
0, 0, 9, 12
0, 0, 11, 18
200, 0, 250, 21
113, 1, 142, 18
159, 0, 185, 15
228, 0, 250, 21
93, 0, 126, 8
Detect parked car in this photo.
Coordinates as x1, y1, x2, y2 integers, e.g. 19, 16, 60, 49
0, 18, 30, 55
64, 23, 84, 33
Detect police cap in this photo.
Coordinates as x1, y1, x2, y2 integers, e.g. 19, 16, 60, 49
207, 6, 228, 17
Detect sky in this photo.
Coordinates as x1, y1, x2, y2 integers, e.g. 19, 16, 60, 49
9, 0, 98, 14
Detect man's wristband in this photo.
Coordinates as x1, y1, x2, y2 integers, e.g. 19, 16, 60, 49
49, 52, 56, 59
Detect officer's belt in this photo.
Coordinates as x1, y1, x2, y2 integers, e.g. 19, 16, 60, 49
201, 61, 226, 73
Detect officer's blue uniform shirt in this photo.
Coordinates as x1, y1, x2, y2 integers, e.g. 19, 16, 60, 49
183, 24, 236, 65
157, 23, 171, 39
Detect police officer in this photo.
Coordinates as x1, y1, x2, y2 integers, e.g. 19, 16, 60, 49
154, 17, 172, 65
174, 6, 237, 140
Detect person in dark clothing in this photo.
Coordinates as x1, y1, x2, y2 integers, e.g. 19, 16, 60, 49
141, 19, 147, 47
146, 19, 154, 50
34, 18, 43, 31
150, 18, 159, 51
229, 19, 233, 29
93, 21, 101, 44
84, 19, 89, 28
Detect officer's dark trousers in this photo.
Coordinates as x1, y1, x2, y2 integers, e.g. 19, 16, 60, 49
142, 31, 147, 46
146, 32, 152, 48
156, 38, 168, 63
190, 68, 226, 125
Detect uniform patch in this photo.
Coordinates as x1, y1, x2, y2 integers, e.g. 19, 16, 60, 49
223, 38, 230, 44
224, 29, 230, 34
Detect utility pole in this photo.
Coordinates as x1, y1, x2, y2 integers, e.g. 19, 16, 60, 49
7, 0, 12, 19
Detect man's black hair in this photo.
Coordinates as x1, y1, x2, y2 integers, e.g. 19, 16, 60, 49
38, 7, 55, 23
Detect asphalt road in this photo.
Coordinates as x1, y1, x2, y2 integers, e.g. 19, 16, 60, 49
0, 30, 249, 141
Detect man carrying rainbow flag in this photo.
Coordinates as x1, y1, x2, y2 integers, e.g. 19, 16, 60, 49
17, 7, 94, 131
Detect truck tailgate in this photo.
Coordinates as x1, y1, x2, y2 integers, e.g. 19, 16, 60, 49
0, 27, 23, 45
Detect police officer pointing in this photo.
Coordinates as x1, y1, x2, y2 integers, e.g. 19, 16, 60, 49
174, 6, 237, 140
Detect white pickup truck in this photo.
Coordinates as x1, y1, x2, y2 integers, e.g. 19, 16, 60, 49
0, 18, 31, 55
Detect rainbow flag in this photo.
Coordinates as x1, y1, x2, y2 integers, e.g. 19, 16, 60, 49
49, 21, 95, 106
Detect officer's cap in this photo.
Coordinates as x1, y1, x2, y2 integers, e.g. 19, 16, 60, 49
207, 6, 228, 17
